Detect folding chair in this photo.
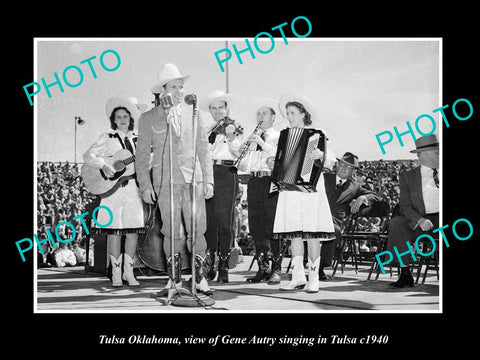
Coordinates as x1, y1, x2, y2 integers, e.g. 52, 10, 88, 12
332, 200, 391, 277
412, 236, 439, 284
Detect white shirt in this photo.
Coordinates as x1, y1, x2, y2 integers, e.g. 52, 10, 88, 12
420, 164, 439, 214
335, 175, 345, 187
83, 129, 136, 169
240, 127, 280, 172
210, 130, 243, 161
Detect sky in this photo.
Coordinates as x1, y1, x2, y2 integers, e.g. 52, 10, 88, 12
34, 38, 440, 163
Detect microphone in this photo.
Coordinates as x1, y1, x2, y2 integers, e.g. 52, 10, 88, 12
160, 93, 174, 109
184, 94, 197, 106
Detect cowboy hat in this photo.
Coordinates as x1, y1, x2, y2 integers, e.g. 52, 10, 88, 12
199, 90, 236, 112
126, 97, 149, 113
410, 134, 439, 153
247, 98, 279, 125
150, 63, 190, 94
279, 92, 320, 126
337, 152, 360, 168
252, 98, 279, 116
105, 97, 141, 121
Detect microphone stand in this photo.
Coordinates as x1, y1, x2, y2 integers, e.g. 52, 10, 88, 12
171, 94, 215, 307
153, 93, 214, 307
152, 94, 190, 305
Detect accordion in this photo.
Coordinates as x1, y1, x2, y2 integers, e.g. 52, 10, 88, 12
270, 128, 326, 193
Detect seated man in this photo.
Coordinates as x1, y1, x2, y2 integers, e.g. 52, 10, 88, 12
321, 152, 382, 279
387, 134, 439, 288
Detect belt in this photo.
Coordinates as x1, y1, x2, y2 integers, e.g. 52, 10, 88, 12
213, 159, 235, 166
250, 171, 271, 178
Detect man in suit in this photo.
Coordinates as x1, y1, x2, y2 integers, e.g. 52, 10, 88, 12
387, 134, 439, 288
321, 152, 382, 280
135, 63, 214, 294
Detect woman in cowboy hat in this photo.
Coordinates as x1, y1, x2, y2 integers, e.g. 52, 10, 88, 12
272, 92, 336, 293
83, 97, 145, 287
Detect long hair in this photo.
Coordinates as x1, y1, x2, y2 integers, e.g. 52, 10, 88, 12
109, 106, 134, 131
285, 101, 312, 126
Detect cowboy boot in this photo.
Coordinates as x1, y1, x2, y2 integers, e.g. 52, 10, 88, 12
280, 255, 307, 291
204, 249, 217, 281
122, 254, 139, 286
194, 255, 213, 296
156, 255, 183, 295
109, 255, 123, 287
305, 257, 321, 293
217, 253, 230, 284
268, 240, 284, 285
246, 247, 270, 283
389, 266, 414, 288
268, 253, 284, 285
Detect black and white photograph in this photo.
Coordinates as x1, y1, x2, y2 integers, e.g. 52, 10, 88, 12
32, 37, 442, 313
7, 6, 478, 355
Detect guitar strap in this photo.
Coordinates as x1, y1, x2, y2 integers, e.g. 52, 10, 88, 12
110, 132, 126, 149
109, 132, 139, 187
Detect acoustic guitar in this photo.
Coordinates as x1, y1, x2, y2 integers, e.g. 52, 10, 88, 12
81, 149, 136, 198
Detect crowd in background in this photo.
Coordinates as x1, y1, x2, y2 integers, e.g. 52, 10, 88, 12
36, 159, 418, 267
37, 162, 97, 268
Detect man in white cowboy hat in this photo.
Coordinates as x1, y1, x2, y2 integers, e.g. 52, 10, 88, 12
135, 63, 214, 295
387, 134, 440, 288
237, 99, 283, 284
199, 89, 244, 283
321, 152, 383, 280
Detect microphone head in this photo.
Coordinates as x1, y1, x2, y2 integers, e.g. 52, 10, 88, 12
184, 94, 196, 105
160, 93, 174, 109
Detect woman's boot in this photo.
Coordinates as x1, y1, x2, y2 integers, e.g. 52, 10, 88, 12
122, 254, 139, 286
305, 257, 320, 293
280, 255, 307, 291
109, 255, 123, 287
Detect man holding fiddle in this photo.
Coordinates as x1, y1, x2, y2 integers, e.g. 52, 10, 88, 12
200, 90, 244, 283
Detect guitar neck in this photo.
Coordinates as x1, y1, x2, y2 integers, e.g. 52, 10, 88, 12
123, 155, 135, 166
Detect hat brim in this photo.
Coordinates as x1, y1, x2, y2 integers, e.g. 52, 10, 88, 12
279, 92, 320, 127
150, 74, 191, 94
199, 93, 236, 112
337, 158, 359, 169
410, 144, 439, 153
105, 97, 141, 121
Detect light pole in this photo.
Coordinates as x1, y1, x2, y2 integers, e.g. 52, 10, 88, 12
74, 116, 85, 163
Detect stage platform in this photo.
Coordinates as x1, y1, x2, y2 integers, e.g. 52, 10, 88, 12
36, 255, 440, 312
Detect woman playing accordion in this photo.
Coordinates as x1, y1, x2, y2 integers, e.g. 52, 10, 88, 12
270, 92, 336, 293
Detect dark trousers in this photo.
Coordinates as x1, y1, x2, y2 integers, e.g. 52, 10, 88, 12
387, 213, 439, 266
320, 218, 342, 268
205, 165, 239, 256
246, 176, 279, 255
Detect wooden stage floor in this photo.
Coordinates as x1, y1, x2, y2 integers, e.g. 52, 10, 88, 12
35, 255, 440, 313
